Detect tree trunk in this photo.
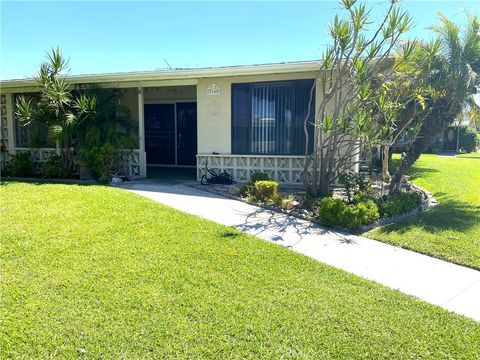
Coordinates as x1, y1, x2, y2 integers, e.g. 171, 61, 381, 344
55, 139, 61, 156
381, 145, 390, 181
390, 97, 453, 191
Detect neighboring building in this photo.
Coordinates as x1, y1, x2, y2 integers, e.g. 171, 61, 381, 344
392, 107, 475, 153
0, 61, 359, 183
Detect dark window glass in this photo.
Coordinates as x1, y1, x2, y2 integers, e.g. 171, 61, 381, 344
232, 79, 315, 155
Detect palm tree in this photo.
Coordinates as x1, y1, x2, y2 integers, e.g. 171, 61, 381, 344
16, 47, 73, 157
390, 12, 480, 190
69, 85, 137, 162
16, 48, 137, 172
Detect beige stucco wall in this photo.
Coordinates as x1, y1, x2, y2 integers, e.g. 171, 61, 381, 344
144, 86, 196, 102
196, 71, 320, 154
119, 88, 139, 124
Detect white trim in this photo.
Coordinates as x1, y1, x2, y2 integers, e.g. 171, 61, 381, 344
6, 94, 15, 153
143, 99, 196, 104
1, 80, 200, 94
196, 153, 307, 159
1, 61, 321, 91
137, 87, 146, 177
174, 104, 178, 166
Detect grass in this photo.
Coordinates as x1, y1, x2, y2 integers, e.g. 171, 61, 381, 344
456, 151, 480, 158
367, 154, 480, 269
1, 182, 479, 358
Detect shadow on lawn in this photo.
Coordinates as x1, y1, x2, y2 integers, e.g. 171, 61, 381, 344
376, 197, 479, 235
390, 158, 441, 181
406, 166, 441, 181
0, 177, 101, 187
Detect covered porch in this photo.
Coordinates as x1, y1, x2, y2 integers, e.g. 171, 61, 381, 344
1, 80, 198, 180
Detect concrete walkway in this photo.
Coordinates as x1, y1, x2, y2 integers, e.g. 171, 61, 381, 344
117, 180, 480, 322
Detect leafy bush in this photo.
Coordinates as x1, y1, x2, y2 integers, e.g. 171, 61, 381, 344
39, 155, 71, 178
239, 172, 271, 198
377, 191, 423, 217
239, 183, 254, 198
271, 193, 284, 207
254, 180, 279, 202
280, 194, 297, 210
339, 171, 372, 202
317, 197, 346, 226
7, 152, 34, 177
459, 127, 479, 153
352, 191, 371, 204
317, 196, 379, 230
348, 199, 379, 228
251, 171, 270, 184
338, 172, 357, 202
88, 143, 117, 183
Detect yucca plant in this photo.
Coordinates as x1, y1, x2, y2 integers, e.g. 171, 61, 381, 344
304, 0, 416, 196
15, 48, 137, 178
16, 47, 74, 162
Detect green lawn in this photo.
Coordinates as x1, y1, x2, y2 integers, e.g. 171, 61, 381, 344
367, 154, 480, 269
1, 182, 479, 358
457, 151, 480, 158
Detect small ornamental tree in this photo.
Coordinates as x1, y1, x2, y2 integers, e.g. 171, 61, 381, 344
15, 48, 136, 175
390, 13, 480, 190
303, 0, 417, 196
16, 48, 73, 162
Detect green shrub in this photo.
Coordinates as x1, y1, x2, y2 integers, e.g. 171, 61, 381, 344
39, 155, 71, 179
346, 199, 379, 228
280, 194, 297, 210
317, 196, 379, 230
339, 171, 372, 202
239, 183, 254, 198
338, 172, 357, 202
7, 152, 34, 177
87, 143, 117, 183
378, 191, 422, 217
254, 180, 279, 202
459, 127, 479, 153
271, 193, 284, 207
352, 191, 371, 204
251, 171, 270, 184
317, 197, 346, 226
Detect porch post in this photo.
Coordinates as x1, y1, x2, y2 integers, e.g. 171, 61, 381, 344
5, 94, 15, 154
138, 87, 146, 177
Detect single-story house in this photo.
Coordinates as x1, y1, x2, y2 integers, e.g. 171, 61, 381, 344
0, 61, 359, 183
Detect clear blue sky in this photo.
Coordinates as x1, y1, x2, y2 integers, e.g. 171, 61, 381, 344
1, 1, 478, 80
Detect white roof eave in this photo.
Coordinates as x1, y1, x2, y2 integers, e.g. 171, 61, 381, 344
0, 61, 321, 90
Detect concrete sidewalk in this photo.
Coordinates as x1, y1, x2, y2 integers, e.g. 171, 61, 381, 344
118, 180, 480, 322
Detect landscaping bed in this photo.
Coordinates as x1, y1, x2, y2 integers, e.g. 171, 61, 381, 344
198, 171, 435, 234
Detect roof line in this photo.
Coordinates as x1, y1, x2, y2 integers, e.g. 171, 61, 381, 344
1, 60, 321, 85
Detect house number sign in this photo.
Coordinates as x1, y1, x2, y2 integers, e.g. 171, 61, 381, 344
207, 84, 220, 95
